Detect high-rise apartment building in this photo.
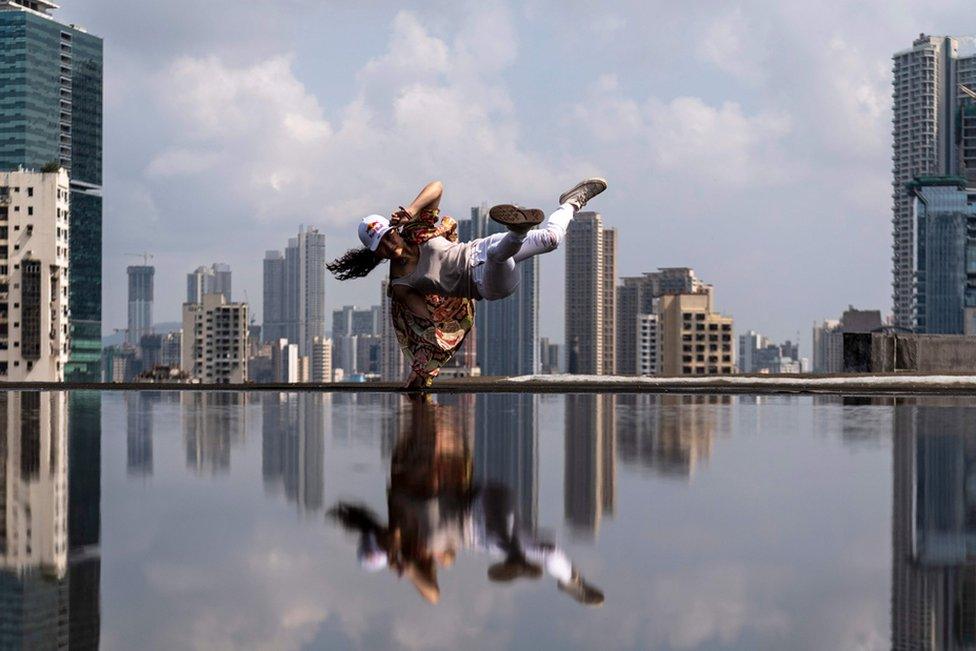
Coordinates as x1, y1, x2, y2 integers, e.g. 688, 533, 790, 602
187, 262, 231, 303
617, 268, 703, 375
262, 250, 286, 343
637, 313, 660, 376
262, 227, 325, 355
462, 205, 539, 376
379, 280, 405, 381
891, 35, 976, 329
658, 291, 734, 375
126, 265, 153, 346
181, 293, 247, 383
0, 169, 69, 380
908, 176, 976, 333
566, 212, 616, 374
310, 336, 332, 382
0, 1, 103, 381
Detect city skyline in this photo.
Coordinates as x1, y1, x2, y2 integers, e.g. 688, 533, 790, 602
50, 1, 965, 354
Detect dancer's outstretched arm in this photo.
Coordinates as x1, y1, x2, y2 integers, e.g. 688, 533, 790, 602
404, 180, 443, 217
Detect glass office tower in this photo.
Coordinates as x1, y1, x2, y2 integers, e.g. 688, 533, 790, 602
0, 1, 103, 380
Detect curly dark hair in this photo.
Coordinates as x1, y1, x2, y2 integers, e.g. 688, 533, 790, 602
327, 246, 383, 281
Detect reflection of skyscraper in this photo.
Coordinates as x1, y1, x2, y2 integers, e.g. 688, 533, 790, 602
616, 394, 725, 478
125, 392, 156, 477
0, 391, 69, 647
182, 393, 247, 475
474, 394, 538, 531
563, 394, 616, 537
67, 390, 101, 651
891, 403, 976, 649
261, 393, 326, 513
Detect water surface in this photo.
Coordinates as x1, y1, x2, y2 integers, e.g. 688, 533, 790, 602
1, 391, 965, 649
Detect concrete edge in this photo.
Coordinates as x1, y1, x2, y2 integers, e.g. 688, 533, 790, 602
6, 374, 976, 395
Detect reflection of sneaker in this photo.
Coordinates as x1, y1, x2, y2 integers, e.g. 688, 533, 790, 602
557, 572, 605, 606
488, 204, 545, 234
558, 177, 608, 210
488, 559, 543, 583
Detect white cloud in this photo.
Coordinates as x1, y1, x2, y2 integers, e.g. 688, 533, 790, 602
570, 75, 793, 188
145, 7, 582, 230
697, 8, 767, 84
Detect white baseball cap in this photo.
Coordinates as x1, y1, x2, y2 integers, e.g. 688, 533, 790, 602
359, 214, 393, 251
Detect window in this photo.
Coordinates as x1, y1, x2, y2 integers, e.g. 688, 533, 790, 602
27, 207, 32, 216
27, 188, 33, 197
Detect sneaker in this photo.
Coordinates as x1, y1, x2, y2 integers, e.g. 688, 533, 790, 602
487, 558, 543, 583
488, 204, 545, 234
558, 177, 608, 210
557, 572, 605, 606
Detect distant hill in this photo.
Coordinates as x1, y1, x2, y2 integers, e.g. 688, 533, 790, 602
101, 321, 182, 347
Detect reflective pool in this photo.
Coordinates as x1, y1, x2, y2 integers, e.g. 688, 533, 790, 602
1, 391, 968, 649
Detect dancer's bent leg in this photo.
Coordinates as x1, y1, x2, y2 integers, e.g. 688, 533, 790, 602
476, 244, 519, 301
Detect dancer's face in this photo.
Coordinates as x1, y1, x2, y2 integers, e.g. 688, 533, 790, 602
376, 230, 405, 260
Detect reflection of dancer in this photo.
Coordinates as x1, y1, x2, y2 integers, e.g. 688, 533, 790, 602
327, 178, 607, 387
329, 397, 604, 606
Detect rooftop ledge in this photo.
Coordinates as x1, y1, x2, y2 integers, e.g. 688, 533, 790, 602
7, 373, 976, 395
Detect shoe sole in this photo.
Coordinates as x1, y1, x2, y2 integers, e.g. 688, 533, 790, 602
558, 177, 608, 205
488, 204, 545, 227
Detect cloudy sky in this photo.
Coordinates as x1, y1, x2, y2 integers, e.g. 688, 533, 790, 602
57, 0, 974, 349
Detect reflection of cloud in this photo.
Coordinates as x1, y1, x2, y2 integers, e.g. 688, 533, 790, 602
647, 565, 790, 648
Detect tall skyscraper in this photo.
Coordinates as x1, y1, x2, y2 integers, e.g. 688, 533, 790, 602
0, 1, 103, 381
565, 212, 616, 374
464, 205, 539, 377
262, 250, 285, 343
892, 35, 976, 329
262, 227, 325, 355
187, 262, 232, 303
908, 177, 976, 333
0, 169, 70, 380
126, 265, 153, 346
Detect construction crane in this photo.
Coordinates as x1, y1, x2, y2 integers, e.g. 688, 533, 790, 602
960, 84, 976, 101
125, 252, 154, 266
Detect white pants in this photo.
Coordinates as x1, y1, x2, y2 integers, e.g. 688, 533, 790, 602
472, 203, 575, 300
